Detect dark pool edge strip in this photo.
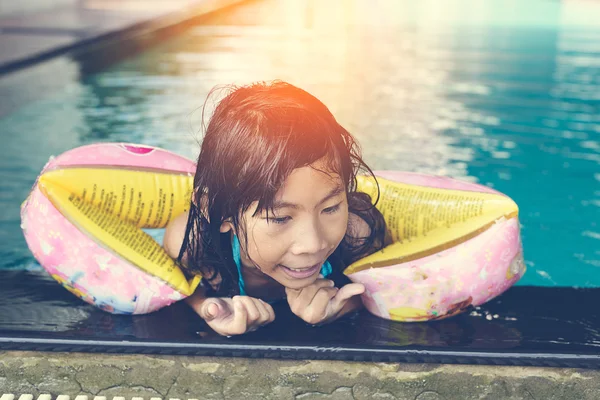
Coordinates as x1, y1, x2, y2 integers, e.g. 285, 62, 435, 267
0, 0, 246, 76
1, 337, 599, 369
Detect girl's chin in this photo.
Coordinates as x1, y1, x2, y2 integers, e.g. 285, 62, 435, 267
282, 279, 320, 291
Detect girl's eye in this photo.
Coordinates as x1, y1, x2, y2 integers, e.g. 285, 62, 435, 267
323, 204, 341, 214
268, 216, 291, 225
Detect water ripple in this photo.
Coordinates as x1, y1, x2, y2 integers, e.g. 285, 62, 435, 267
0, 0, 599, 286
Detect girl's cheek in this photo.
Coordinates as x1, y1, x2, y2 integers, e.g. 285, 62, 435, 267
334, 208, 350, 238
254, 231, 291, 260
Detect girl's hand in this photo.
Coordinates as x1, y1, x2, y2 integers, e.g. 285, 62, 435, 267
285, 279, 365, 325
194, 296, 275, 336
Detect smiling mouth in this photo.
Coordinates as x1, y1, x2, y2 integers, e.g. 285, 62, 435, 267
279, 263, 321, 279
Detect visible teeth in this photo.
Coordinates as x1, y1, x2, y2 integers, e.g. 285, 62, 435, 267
285, 265, 315, 271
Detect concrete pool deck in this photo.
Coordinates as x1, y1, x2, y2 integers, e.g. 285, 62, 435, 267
0, 0, 244, 75
2, 351, 600, 399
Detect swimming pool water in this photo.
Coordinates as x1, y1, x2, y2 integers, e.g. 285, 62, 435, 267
0, 0, 598, 287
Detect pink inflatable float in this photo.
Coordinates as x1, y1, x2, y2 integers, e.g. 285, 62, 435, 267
347, 171, 525, 321
20, 143, 200, 314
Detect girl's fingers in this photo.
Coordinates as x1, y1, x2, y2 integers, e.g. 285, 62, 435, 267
199, 298, 230, 321
306, 287, 339, 308
228, 296, 249, 334
237, 297, 276, 330
286, 278, 334, 295
239, 297, 275, 332
286, 279, 335, 304
295, 287, 338, 323
287, 283, 365, 325
310, 286, 339, 312
239, 296, 261, 322
204, 297, 275, 336
337, 283, 365, 300
266, 302, 276, 322
329, 283, 365, 312
256, 299, 276, 324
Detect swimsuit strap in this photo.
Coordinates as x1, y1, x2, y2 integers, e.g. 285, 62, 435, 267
321, 259, 333, 277
231, 235, 332, 297
231, 234, 247, 296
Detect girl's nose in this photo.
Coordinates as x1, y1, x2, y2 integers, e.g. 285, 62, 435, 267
291, 221, 327, 256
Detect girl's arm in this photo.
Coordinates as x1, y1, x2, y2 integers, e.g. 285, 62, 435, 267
163, 211, 212, 317
163, 211, 209, 318
163, 211, 190, 264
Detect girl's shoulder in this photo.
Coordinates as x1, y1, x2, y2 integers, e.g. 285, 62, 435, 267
163, 211, 190, 261
164, 210, 225, 293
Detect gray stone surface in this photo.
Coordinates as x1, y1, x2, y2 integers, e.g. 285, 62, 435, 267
0, 32, 77, 65
0, 0, 78, 17
0, 0, 244, 71
1, 351, 600, 399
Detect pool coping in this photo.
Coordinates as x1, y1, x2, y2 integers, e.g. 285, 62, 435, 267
1, 270, 599, 370
0, 0, 246, 76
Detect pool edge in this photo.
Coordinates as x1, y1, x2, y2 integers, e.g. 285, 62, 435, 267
0, 0, 247, 76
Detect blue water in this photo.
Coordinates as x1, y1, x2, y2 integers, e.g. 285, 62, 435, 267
0, 0, 598, 286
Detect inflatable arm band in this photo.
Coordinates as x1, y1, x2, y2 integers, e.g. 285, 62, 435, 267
21, 143, 200, 314
345, 171, 525, 321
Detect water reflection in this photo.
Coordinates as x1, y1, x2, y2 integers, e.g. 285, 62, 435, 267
0, 0, 598, 286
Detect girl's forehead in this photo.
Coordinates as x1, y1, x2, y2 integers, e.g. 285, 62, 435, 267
240, 157, 346, 217
275, 163, 343, 201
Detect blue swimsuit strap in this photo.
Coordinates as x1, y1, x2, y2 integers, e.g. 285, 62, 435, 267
231, 235, 332, 297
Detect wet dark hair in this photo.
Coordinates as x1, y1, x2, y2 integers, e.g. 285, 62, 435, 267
179, 81, 386, 297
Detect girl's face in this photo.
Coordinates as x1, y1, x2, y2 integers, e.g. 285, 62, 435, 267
226, 159, 349, 290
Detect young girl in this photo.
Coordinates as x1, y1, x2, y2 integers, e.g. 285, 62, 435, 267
163, 81, 386, 336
